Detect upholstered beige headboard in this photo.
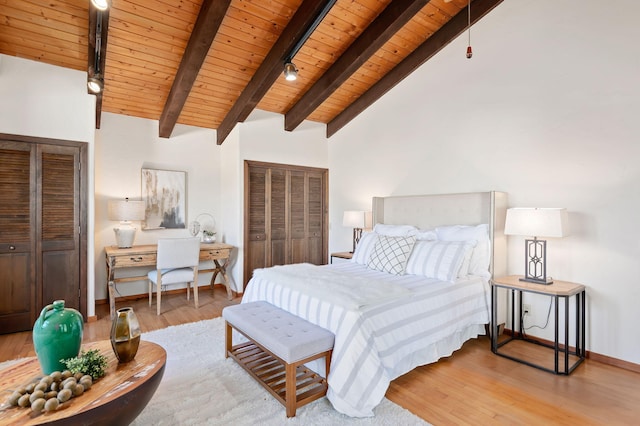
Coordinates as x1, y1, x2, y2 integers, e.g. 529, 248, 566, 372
372, 191, 508, 279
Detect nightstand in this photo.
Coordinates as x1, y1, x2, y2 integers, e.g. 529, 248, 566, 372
330, 251, 352, 264
491, 275, 586, 375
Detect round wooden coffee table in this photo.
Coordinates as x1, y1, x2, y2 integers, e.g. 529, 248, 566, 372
0, 340, 166, 425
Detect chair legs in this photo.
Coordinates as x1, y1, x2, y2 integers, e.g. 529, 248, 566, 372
157, 280, 162, 315
148, 279, 162, 315
193, 269, 199, 309
186, 281, 199, 308
148, 279, 199, 315
193, 280, 198, 309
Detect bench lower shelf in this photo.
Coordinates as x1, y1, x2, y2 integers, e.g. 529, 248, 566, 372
228, 341, 329, 416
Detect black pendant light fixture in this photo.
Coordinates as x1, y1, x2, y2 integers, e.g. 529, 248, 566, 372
91, 0, 109, 11
283, 62, 298, 81
282, 0, 337, 82
88, 10, 105, 94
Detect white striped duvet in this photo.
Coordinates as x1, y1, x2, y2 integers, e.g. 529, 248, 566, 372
241, 262, 490, 417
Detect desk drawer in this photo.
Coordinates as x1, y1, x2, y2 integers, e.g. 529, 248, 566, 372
113, 254, 157, 267
201, 249, 230, 260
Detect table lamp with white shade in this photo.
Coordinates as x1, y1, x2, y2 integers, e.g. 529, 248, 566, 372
108, 198, 145, 248
343, 210, 366, 253
504, 207, 569, 284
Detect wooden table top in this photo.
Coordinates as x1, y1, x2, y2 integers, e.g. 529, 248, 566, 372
105, 242, 234, 256
492, 275, 585, 296
0, 340, 166, 425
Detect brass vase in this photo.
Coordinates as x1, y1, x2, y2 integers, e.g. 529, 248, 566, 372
110, 307, 141, 363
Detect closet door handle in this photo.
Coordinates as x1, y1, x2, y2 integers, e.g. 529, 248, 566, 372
9, 245, 16, 250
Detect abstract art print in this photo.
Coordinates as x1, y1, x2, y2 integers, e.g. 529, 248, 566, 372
141, 168, 186, 229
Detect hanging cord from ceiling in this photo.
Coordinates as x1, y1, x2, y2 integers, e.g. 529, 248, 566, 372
466, 0, 473, 58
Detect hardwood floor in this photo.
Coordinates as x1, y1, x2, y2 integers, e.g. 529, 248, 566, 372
2, 287, 639, 425
388, 339, 640, 425
0, 286, 239, 362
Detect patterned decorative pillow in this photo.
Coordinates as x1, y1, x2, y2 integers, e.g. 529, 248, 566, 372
405, 240, 476, 282
367, 235, 416, 275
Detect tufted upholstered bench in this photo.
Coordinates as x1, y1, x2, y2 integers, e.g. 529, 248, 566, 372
222, 301, 334, 417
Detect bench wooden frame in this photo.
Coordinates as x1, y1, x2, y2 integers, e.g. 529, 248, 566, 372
225, 320, 332, 417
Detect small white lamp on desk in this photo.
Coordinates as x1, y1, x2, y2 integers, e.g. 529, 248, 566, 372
108, 198, 145, 248
343, 210, 366, 253
504, 207, 569, 284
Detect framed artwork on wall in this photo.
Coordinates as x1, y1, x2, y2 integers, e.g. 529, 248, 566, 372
141, 168, 187, 230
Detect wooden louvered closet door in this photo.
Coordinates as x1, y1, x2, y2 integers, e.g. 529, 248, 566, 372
40, 145, 81, 310
270, 168, 287, 266
0, 137, 86, 334
0, 142, 34, 333
244, 161, 328, 287
306, 172, 324, 265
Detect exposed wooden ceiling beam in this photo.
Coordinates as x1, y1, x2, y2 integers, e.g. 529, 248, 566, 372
284, 0, 430, 132
88, 7, 109, 129
327, 0, 503, 138
215, 0, 337, 145
158, 0, 232, 138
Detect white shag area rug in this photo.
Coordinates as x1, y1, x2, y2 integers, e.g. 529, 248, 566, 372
131, 317, 430, 426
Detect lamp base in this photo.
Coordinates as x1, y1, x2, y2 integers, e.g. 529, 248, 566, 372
522, 238, 554, 285
519, 276, 554, 285
114, 222, 137, 248
352, 227, 363, 253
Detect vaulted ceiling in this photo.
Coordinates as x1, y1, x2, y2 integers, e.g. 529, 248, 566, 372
0, 0, 502, 143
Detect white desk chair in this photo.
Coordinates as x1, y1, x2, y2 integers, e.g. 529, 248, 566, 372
148, 237, 201, 315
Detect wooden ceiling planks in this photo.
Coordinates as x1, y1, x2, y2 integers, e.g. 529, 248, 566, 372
284, 0, 432, 132
0, 0, 504, 141
327, 0, 504, 136
214, 0, 334, 144
311, 3, 440, 124
158, 0, 232, 138
103, 0, 196, 122
0, 0, 87, 70
179, 0, 295, 133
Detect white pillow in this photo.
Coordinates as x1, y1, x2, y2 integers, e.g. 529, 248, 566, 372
415, 229, 437, 241
405, 240, 476, 282
373, 223, 418, 237
367, 235, 416, 275
457, 243, 475, 278
351, 231, 377, 265
435, 224, 490, 277
436, 224, 489, 242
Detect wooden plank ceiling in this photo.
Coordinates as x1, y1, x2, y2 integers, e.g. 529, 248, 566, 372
0, 0, 503, 143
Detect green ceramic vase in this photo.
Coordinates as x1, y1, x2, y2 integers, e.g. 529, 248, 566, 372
32, 300, 84, 374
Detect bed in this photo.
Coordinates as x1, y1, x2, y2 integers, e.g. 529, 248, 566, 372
241, 191, 508, 417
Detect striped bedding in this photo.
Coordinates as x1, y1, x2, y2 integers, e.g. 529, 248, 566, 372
241, 262, 490, 417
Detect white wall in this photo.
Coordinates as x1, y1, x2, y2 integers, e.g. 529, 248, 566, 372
94, 112, 223, 299
0, 55, 95, 143
94, 109, 328, 300
328, 0, 640, 364
0, 55, 97, 317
